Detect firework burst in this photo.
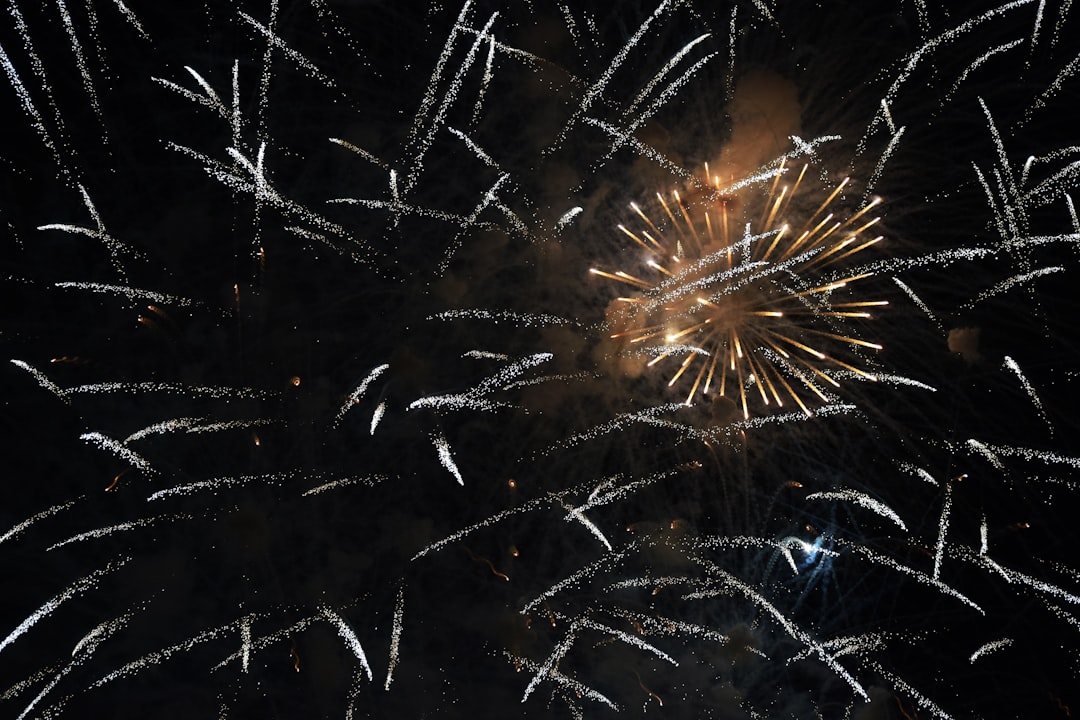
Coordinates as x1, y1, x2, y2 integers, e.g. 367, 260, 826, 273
593, 156, 886, 417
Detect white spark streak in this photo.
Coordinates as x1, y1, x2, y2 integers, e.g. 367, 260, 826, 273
933, 480, 953, 580
408, 2, 474, 146
556, 207, 583, 232
39, 185, 133, 279
523, 548, 630, 616
80, 432, 154, 475
510, 650, 617, 709
90, 617, 242, 690
211, 616, 318, 671
981, 444, 1080, 469
860, 0, 1036, 153
412, 489, 577, 561
240, 616, 251, 674
329, 137, 387, 169
598, 48, 717, 166
9, 359, 68, 403
966, 438, 1005, 470
409, 352, 553, 413
1028, 0, 1046, 56
370, 402, 387, 435
865, 126, 904, 201
405, 10, 498, 194
1, 559, 129, 655
108, 0, 148, 38
969, 638, 1013, 662
48, 514, 193, 550
1026, 45, 1080, 122
447, 126, 497, 167
124, 417, 275, 444
962, 266, 1063, 309
302, 475, 385, 497
547, 0, 675, 153
691, 565, 868, 701
806, 490, 907, 531
384, 588, 405, 690
54, 0, 104, 134
333, 363, 390, 426
538, 403, 694, 457
153, 66, 228, 118
951, 40, 1025, 99
625, 33, 712, 119
320, 606, 373, 681
431, 309, 576, 326
1003, 355, 1052, 433
433, 433, 463, 485
66, 381, 274, 400
892, 277, 942, 330
897, 462, 939, 486
868, 662, 954, 720
239, 11, 335, 89
837, 539, 983, 613
470, 33, 495, 126
970, 551, 1080, 604
563, 505, 612, 551
463, 350, 511, 361
54, 282, 199, 308
171, 142, 363, 258
880, 99, 896, 134
860, 373, 937, 392
15, 614, 130, 720
0, 19, 62, 164
148, 472, 294, 502
1, 499, 77, 546
522, 627, 577, 702
585, 116, 696, 184
576, 616, 677, 665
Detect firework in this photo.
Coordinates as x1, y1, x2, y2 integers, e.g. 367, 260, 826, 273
2, 1, 1079, 719
592, 156, 886, 417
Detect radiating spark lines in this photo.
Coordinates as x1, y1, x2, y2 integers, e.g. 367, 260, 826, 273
593, 156, 885, 416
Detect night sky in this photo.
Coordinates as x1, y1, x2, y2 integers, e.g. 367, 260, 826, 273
3, 2, 1080, 718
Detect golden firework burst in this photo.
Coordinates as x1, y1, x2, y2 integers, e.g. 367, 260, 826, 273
592, 159, 887, 419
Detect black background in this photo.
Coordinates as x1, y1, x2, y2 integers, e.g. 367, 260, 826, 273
3, 2, 1080, 718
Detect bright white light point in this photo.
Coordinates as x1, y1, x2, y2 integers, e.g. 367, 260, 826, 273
797, 539, 818, 555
